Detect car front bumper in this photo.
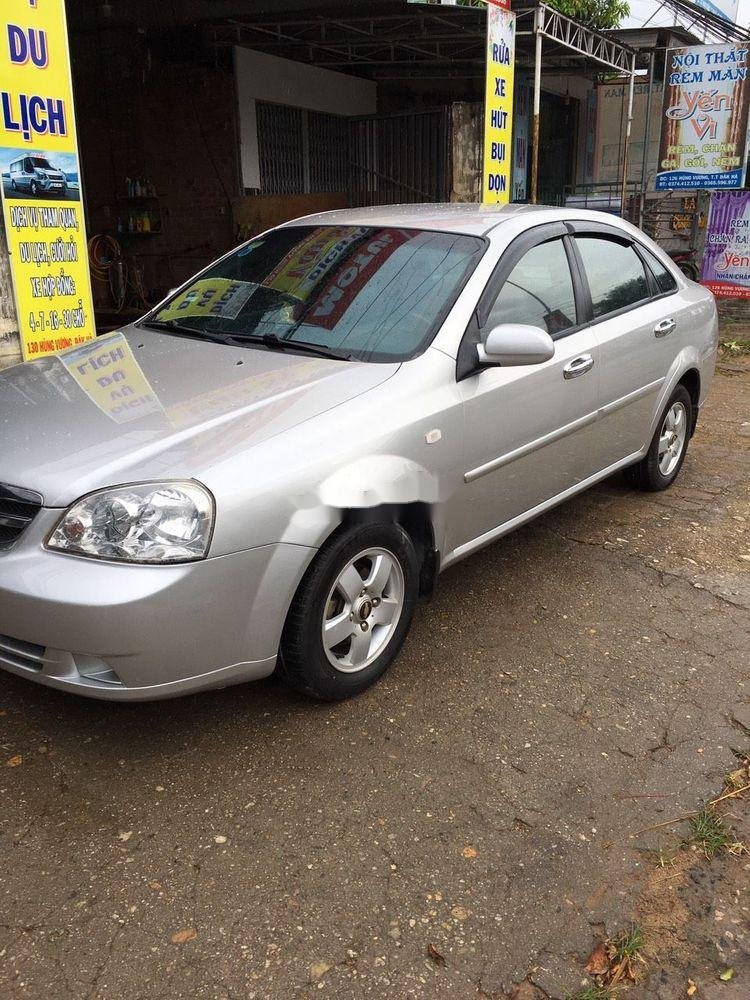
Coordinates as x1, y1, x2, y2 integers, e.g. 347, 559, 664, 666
0, 510, 314, 700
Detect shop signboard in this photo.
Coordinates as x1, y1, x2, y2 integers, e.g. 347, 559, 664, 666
512, 79, 529, 203
655, 43, 749, 191
693, 0, 739, 23
0, 0, 96, 360
701, 189, 750, 299
482, 2, 515, 204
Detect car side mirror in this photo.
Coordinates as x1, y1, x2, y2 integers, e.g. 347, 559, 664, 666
476, 324, 555, 368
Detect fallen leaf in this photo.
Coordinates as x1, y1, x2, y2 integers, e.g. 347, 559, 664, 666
310, 961, 331, 980
118, 831, 133, 842
214, 835, 228, 845
6, 755, 23, 768
149, 881, 162, 891
585, 942, 609, 976
687, 980, 697, 997
719, 968, 734, 982
462, 846, 477, 858
171, 928, 197, 944
450, 905, 471, 921
427, 943, 446, 967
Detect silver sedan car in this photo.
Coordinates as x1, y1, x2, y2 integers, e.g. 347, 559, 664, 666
0, 204, 718, 701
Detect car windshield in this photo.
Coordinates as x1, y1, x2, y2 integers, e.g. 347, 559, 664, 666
145, 225, 485, 362
31, 157, 53, 169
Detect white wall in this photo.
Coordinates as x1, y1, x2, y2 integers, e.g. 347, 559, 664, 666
234, 47, 377, 190
593, 80, 663, 187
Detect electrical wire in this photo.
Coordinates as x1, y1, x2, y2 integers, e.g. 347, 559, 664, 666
89, 235, 151, 313
88, 234, 127, 311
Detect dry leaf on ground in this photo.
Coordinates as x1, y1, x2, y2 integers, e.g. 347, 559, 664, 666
427, 943, 446, 966
585, 942, 609, 976
171, 928, 197, 944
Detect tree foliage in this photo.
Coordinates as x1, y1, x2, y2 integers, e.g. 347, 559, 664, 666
548, 0, 630, 31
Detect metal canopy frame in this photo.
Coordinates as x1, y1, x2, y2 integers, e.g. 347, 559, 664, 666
514, 4, 637, 207
219, 6, 491, 79
518, 4, 638, 75
217, 2, 642, 79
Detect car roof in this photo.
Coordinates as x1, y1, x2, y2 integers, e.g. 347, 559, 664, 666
282, 203, 635, 238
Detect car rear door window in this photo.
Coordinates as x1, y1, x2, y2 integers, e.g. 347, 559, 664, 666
486, 238, 577, 337
575, 236, 650, 319
640, 246, 678, 295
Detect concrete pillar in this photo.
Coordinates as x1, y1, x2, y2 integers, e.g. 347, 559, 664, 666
450, 102, 482, 203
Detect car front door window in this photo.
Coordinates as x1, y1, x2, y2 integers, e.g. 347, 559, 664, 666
485, 238, 577, 337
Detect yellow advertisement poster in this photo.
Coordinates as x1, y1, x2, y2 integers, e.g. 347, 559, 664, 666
60, 332, 162, 424
158, 278, 259, 321
263, 226, 367, 300
482, 4, 516, 205
0, 0, 96, 360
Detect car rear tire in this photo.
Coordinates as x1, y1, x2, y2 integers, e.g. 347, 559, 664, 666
677, 260, 699, 281
279, 522, 419, 701
625, 384, 692, 492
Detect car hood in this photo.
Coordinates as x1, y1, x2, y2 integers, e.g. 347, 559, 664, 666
0, 327, 399, 507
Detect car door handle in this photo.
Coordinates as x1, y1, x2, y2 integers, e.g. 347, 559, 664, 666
654, 318, 676, 338
563, 354, 595, 379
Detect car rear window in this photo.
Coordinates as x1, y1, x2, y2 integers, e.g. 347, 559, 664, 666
575, 236, 650, 319
149, 225, 486, 362
640, 246, 678, 295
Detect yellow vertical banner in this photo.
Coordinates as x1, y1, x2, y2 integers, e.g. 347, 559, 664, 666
0, 0, 96, 360
482, 2, 516, 205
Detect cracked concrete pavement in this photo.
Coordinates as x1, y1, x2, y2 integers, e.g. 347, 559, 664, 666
1, 356, 748, 999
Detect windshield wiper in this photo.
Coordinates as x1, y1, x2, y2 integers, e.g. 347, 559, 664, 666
140, 320, 352, 360
254, 332, 353, 361
139, 319, 245, 347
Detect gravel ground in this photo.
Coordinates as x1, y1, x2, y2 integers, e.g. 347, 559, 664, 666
1, 355, 748, 1000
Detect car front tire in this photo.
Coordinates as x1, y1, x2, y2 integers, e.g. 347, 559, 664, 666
625, 384, 692, 492
279, 522, 419, 700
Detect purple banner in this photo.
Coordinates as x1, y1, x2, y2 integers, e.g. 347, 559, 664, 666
701, 190, 750, 299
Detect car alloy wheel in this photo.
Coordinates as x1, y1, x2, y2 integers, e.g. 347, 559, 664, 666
322, 547, 405, 673
658, 401, 687, 477
280, 522, 418, 700
625, 384, 693, 492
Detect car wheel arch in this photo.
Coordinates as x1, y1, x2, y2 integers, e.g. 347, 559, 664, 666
678, 368, 700, 434
646, 350, 704, 446
339, 502, 439, 598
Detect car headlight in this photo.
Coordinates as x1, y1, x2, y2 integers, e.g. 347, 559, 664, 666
46, 481, 214, 563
